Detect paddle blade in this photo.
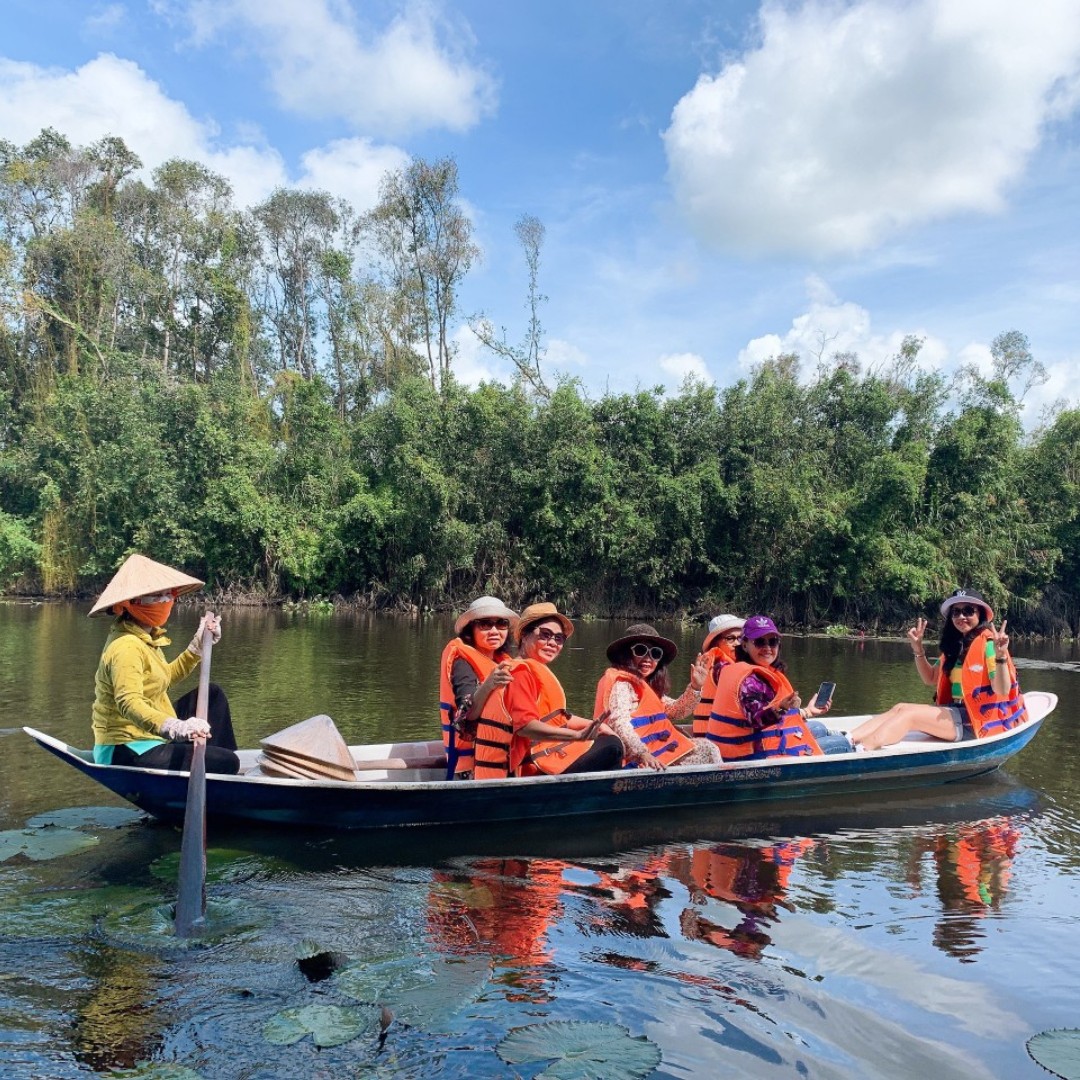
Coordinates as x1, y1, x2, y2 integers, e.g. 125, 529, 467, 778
174, 737, 207, 937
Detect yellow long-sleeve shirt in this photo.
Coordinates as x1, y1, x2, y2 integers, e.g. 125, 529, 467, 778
91, 618, 200, 746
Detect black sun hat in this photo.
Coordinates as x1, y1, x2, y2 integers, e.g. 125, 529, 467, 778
606, 623, 678, 665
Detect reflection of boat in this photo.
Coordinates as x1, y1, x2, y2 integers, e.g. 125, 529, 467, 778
23, 691, 1056, 832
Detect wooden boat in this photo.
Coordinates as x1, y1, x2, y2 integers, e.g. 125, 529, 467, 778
22, 690, 1056, 831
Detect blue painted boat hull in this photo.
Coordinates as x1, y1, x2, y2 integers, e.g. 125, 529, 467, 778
24, 692, 1053, 831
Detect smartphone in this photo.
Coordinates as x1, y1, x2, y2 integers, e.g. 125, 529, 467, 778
813, 681, 836, 709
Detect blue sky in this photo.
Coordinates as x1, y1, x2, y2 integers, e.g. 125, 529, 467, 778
4, 0, 1080, 421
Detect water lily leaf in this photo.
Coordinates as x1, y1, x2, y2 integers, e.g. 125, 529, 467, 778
333, 953, 490, 1031
263, 1003, 377, 1048
149, 847, 285, 884
0, 885, 161, 939
496, 1021, 662, 1080
0, 828, 99, 863
1028, 1029, 1080, 1079
24, 805, 145, 830
99, 896, 272, 949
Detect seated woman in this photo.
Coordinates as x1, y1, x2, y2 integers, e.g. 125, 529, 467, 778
89, 553, 239, 775
594, 623, 721, 769
439, 596, 518, 778
692, 614, 745, 738
473, 602, 623, 778
850, 589, 1024, 751
705, 615, 852, 759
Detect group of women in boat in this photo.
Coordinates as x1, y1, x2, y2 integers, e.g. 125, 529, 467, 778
439, 589, 1026, 780
84, 553, 1026, 780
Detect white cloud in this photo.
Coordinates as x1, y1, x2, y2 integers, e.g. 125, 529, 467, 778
739, 275, 949, 373
0, 54, 409, 210
450, 324, 506, 387
84, 4, 128, 35
664, 0, 1080, 257
659, 351, 712, 384
168, 0, 497, 137
296, 138, 410, 213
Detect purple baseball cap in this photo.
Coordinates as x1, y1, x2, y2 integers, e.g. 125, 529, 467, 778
742, 614, 780, 641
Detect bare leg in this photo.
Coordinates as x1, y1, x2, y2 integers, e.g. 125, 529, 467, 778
850, 703, 958, 751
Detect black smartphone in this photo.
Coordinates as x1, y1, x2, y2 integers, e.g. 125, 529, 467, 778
813, 681, 836, 709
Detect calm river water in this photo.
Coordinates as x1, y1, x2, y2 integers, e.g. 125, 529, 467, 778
2, 602, 1079, 1079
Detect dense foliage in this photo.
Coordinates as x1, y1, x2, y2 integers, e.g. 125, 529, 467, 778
2, 131, 1078, 632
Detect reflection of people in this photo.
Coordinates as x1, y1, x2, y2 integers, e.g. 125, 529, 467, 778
438, 596, 518, 778
89, 554, 239, 774
594, 624, 720, 768
906, 819, 1021, 962
851, 589, 1025, 751
426, 858, 568, 1002
692, 615, 745, 740
670, 839, 814, 960
706, 615, 851, 759
474, 603, 623, 778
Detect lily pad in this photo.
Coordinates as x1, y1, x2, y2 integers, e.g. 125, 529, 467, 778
1028, 1029, 1080, 1079
496, 1020, 662, 1080
0, 828, 99, 863
333, 953, 491, 1031
263, 1003, 378, 1048
0, 885, 161, 939
24, 805, 145, 830
149, 847, 285, 885
99, 895, 273, 949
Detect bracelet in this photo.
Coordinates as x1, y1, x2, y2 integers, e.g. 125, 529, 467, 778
912, 652, 926, 659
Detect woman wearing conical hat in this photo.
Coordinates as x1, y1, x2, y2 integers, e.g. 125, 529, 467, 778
89, 554, 240, 775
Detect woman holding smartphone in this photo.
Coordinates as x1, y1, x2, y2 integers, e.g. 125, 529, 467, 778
850, 589, 1024, 750
704, 615, 852, 759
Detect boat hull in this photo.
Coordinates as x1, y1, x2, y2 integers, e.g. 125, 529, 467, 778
23, 691, 1054, 831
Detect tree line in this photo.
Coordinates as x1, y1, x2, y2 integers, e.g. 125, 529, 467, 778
1, 130, 1078, 634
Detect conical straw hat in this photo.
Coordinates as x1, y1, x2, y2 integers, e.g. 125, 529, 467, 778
258, 745, 357, 782
89, 554, 204, 616
256, 753, 357, 782
260, 715, 357, 778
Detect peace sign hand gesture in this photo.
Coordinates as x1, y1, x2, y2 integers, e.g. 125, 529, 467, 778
907, 617, 927, 655
992, 619, 1010, 659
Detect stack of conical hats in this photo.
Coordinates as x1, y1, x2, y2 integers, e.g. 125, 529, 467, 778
257, 715, 358, 782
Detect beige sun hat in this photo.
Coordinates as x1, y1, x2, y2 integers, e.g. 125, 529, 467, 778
453, 596, 520, 637
89, 553, 205, 617
513, 602, 574, 645
702, 613, 746, 652
259, 714, 358, 782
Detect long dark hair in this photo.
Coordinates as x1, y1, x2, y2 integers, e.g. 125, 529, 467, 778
734, 642, 787, 675
611, 646, 671, 699
939, 605, 991, 670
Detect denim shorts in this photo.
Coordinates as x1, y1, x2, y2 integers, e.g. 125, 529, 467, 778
945, 705, 975, 741
807, 720, 855, 755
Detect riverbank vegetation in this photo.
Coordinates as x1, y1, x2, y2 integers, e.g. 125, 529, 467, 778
2, 130, 1079, 633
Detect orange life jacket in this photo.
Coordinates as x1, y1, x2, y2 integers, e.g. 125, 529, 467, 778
473, 659, 594, 778
708, 662, 822, 759
934, 629, 1026, 738
593, 668, 696, 767
438, 640, 509, 777
692, 644, 736, 735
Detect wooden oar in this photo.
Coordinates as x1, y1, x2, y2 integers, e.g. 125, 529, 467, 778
174, 613, 214, 938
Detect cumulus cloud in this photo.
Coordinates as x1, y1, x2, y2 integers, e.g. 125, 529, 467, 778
739, 275, 948, 371
0, 54, 407, 210
659, 351, 712, 384
164, 0, 497, 137
664, 0, 1080, 257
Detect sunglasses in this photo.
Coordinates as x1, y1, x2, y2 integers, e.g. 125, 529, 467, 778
747, 635, 781, 648
720, 632, 743, 643
473, 618, 510, 630
630, 643, 665, 661
533, 627, 567, 646
950, 605, 981, 618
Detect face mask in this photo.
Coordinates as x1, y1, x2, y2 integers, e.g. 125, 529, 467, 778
115, 598, 175, 628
